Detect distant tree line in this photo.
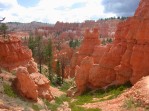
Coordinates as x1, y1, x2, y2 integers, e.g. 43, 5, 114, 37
98, 16, 128, 21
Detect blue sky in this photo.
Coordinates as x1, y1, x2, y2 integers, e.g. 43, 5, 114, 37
0, 0, 139, 24
17, 0, 39, 7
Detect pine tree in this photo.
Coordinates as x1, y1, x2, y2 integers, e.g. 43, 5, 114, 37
69, 40, 74, 48
44, 38, 53, 82
28, 36, 36, 56
56, 60, 62, 85
36, 36, 44, 73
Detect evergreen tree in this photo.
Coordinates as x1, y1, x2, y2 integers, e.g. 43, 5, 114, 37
44, 38, 53, 82
28, 35, 44, 73
69, 40, 74, 48
28, 36, 36, 56
56, 60, 62, 85
36, 36, 44, 73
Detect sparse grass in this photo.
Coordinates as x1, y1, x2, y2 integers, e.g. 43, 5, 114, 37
3, 82, 17, 98
44, 94, 101, 111
123, 97, 135, 109
73, 94, 93, 105
69, 84, 130, 111
122, 96, 144, 110
44, 82, 131, 111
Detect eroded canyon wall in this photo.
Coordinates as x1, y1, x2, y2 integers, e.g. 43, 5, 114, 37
71, 0, 149, 94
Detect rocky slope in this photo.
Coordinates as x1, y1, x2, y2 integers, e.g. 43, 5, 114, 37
69, 0, 149, 95
83, 75, 149, 111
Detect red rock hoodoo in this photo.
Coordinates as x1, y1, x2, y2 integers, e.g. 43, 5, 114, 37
69, 28, 100, 77
70, 0, 149, 95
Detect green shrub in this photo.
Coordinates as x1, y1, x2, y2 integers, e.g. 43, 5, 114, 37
44, 100, 58, 111
60, 81, 72, 91
32, 104, 41, 111
3, 83, 17, 98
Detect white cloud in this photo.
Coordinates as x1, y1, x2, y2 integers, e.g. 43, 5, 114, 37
0, 0, 116, 24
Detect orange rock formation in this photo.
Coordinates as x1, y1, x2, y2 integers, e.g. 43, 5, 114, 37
70, 0, 149, 95
0, 37, 32, 71
116, 0, 149, 85
0, 37, 53, 101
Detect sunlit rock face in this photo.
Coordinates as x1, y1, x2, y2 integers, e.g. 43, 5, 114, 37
70, 0, 149, 95
15, 67, 54, 101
